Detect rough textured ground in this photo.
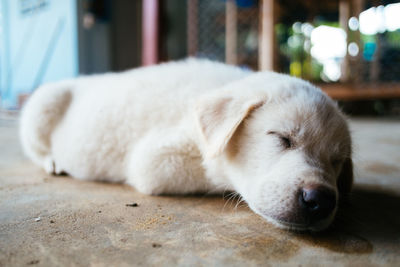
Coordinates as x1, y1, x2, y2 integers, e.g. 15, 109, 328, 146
1, 116, 400, 266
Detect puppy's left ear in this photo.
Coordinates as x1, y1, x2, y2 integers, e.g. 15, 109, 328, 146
195, 91, 265, 157
337, 158, 353, 195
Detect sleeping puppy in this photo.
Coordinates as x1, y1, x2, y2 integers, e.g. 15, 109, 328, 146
20, 59, 353, 231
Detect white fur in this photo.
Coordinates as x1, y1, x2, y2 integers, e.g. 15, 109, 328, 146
20, 59, 352, 231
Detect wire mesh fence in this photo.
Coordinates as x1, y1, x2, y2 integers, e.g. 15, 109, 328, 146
187, 0, 259, 70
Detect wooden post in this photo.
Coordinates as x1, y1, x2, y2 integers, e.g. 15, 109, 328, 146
225, 0, 237, 65
259, 0, 275, 71
370, 35, 381, 82
187, 0, 198, 56
339, 0, 350, 82
352, 0, 364, 83
369, 0, 381, 83
142, 0, 159, 66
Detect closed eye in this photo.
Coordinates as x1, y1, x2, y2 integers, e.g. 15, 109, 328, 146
267, 131, 293, 149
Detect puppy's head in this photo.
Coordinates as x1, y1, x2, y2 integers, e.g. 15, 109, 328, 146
196, 72, 352, 231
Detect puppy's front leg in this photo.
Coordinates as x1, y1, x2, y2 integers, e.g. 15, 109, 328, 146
125, 130, 209, 195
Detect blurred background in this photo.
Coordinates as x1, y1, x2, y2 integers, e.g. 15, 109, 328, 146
1, 0, 400, 116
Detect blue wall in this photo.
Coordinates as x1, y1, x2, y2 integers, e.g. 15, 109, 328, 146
0, 0, 78, 109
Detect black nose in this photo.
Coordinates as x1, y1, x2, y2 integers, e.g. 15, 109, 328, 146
299, 186, 337, 223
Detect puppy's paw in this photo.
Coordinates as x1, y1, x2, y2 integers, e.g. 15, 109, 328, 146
130, 180, 163, 196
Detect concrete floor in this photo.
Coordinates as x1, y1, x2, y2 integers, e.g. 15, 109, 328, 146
1, 116, 400, 266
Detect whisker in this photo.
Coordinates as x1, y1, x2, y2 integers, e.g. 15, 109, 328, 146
222, 191, 236, 211
234, 195, 244, 210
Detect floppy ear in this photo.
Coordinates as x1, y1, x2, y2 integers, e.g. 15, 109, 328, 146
195, 92, 265, 157
337, 158, 353, 195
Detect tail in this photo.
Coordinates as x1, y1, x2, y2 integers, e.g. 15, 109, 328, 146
19, 81, 73, 169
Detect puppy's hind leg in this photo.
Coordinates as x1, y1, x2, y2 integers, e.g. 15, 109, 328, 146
19, 81, 73, 173
125, 130, 208, 195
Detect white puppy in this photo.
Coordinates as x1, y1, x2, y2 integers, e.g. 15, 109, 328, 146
20, 59, 353, 231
